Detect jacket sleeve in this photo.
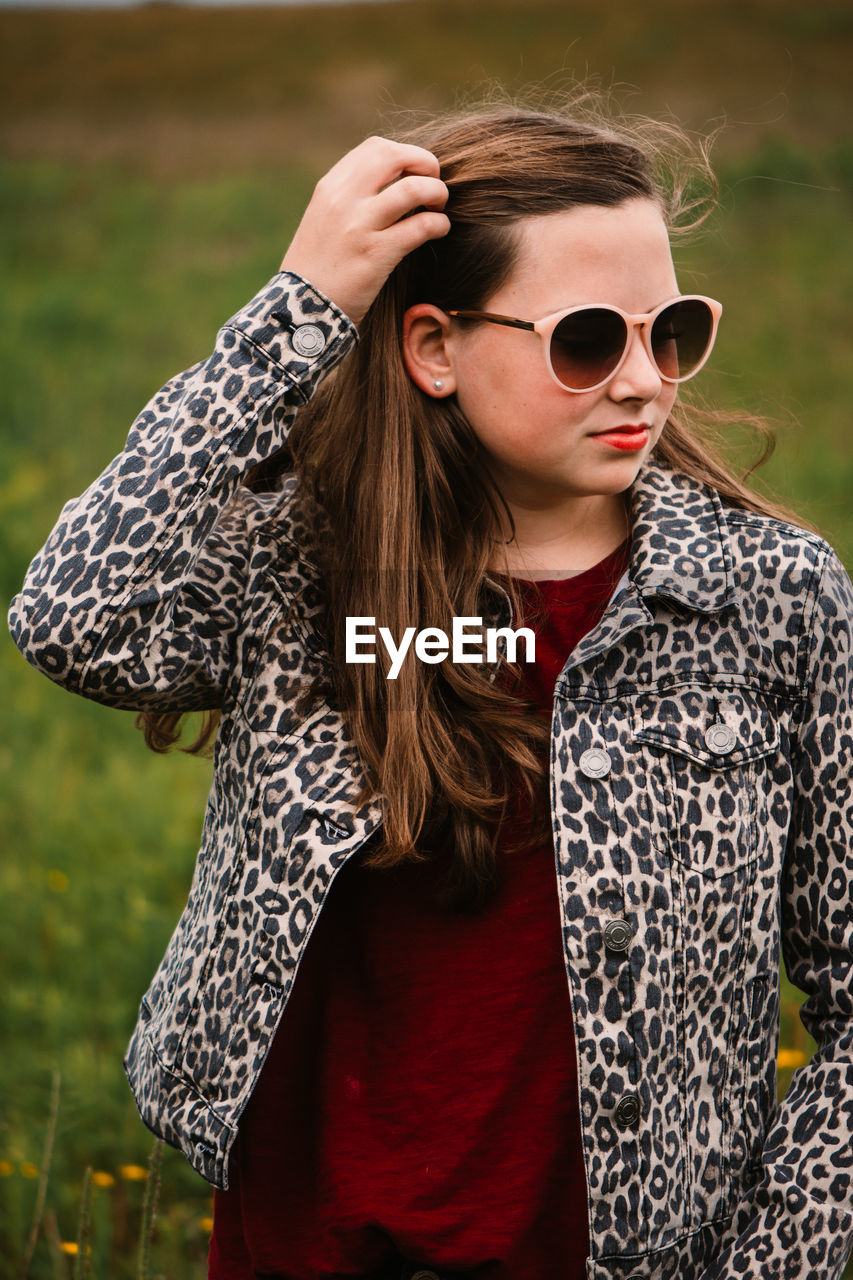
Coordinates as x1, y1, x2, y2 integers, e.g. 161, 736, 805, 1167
7, 271, 356, 711
699, 546, 853, 1279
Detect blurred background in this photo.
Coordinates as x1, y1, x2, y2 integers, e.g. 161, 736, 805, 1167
2, 1, 852, 1274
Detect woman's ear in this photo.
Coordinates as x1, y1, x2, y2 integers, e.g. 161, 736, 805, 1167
402, 304, 456, 397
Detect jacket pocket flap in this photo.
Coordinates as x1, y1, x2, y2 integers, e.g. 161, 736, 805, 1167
631, 687, 780, 769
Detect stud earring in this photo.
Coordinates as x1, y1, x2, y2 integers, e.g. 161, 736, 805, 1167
433, 379, 444, 391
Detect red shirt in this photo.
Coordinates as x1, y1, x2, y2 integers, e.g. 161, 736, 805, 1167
209, 540, 630, 1279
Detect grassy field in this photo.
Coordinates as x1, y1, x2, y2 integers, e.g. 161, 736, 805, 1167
1, 1, 852, 1275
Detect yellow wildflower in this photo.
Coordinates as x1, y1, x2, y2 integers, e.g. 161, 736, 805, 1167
60, 1242, 78, 1256
92, 1170, 116, 1188
118, 1163, 148, 1181
0, 1161, 14, 1176
48, 870, 69, 893
20, 1162, 38, 1179
777, 1048, 807, 1070
199, 1216, 214, 1233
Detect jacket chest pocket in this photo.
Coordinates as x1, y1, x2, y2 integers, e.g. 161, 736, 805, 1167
630, 688, 781, 879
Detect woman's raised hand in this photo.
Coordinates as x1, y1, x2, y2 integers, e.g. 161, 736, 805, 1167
279, 136, 450, 326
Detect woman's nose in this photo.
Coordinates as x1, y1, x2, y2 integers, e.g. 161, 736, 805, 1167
607, 326, 664, 402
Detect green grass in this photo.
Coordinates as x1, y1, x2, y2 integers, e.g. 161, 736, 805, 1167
1, 1, 852, 1274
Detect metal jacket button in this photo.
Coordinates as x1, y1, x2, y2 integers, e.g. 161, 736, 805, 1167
705, 722, 737, 754
603, 919, 633, 953
410, 1272, 441, 1280
579, 746, 612, 778
614, 1092, 641, 1130
290, 324, 326, 357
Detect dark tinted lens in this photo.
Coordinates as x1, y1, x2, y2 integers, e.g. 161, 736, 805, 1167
549, 308, 628, 390
650, 299, 713, 380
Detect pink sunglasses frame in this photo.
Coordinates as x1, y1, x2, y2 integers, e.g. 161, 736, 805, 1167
446, 294, 723, 394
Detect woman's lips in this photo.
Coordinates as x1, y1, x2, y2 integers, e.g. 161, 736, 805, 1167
591, 425, 650, 452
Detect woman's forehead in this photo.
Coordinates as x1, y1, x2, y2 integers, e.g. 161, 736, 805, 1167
497, 199, 677, 311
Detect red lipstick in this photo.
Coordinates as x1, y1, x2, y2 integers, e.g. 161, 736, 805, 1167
591, 425, 650, 452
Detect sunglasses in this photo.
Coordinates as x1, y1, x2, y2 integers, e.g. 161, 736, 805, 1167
446, 295, 723, 393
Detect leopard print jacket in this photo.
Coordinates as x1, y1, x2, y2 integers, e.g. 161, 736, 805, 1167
8, 272, 853, 1280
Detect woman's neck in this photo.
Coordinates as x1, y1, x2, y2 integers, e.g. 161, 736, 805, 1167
489, 491, 630, 579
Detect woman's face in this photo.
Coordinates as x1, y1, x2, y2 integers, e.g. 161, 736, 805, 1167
447, 198, 680, 511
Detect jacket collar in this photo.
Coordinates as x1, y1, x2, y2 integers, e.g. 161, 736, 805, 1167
282, 454, 739, 624
480, 454, 739, 626
626, 454, 738, 614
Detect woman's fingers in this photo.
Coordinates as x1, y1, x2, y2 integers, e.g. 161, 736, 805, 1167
330, 136, 444, 190
378, 209, 453, 258
371, 174, 451, 228
279, 136, 451, 326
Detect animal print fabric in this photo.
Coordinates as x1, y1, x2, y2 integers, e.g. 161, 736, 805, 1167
8, 272, 853, 1279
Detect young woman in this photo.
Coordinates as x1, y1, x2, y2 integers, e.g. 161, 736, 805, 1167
8, 103, 853, 1280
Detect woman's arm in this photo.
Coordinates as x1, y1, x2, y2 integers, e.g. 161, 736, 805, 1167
699, 547, 853, 1278
7, 138, 450, 711
7, 273, 356, 710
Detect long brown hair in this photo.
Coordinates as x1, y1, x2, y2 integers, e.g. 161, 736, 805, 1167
139, 97, 817, 907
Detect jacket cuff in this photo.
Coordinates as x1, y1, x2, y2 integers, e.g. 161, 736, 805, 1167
221, 270, 358, 399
